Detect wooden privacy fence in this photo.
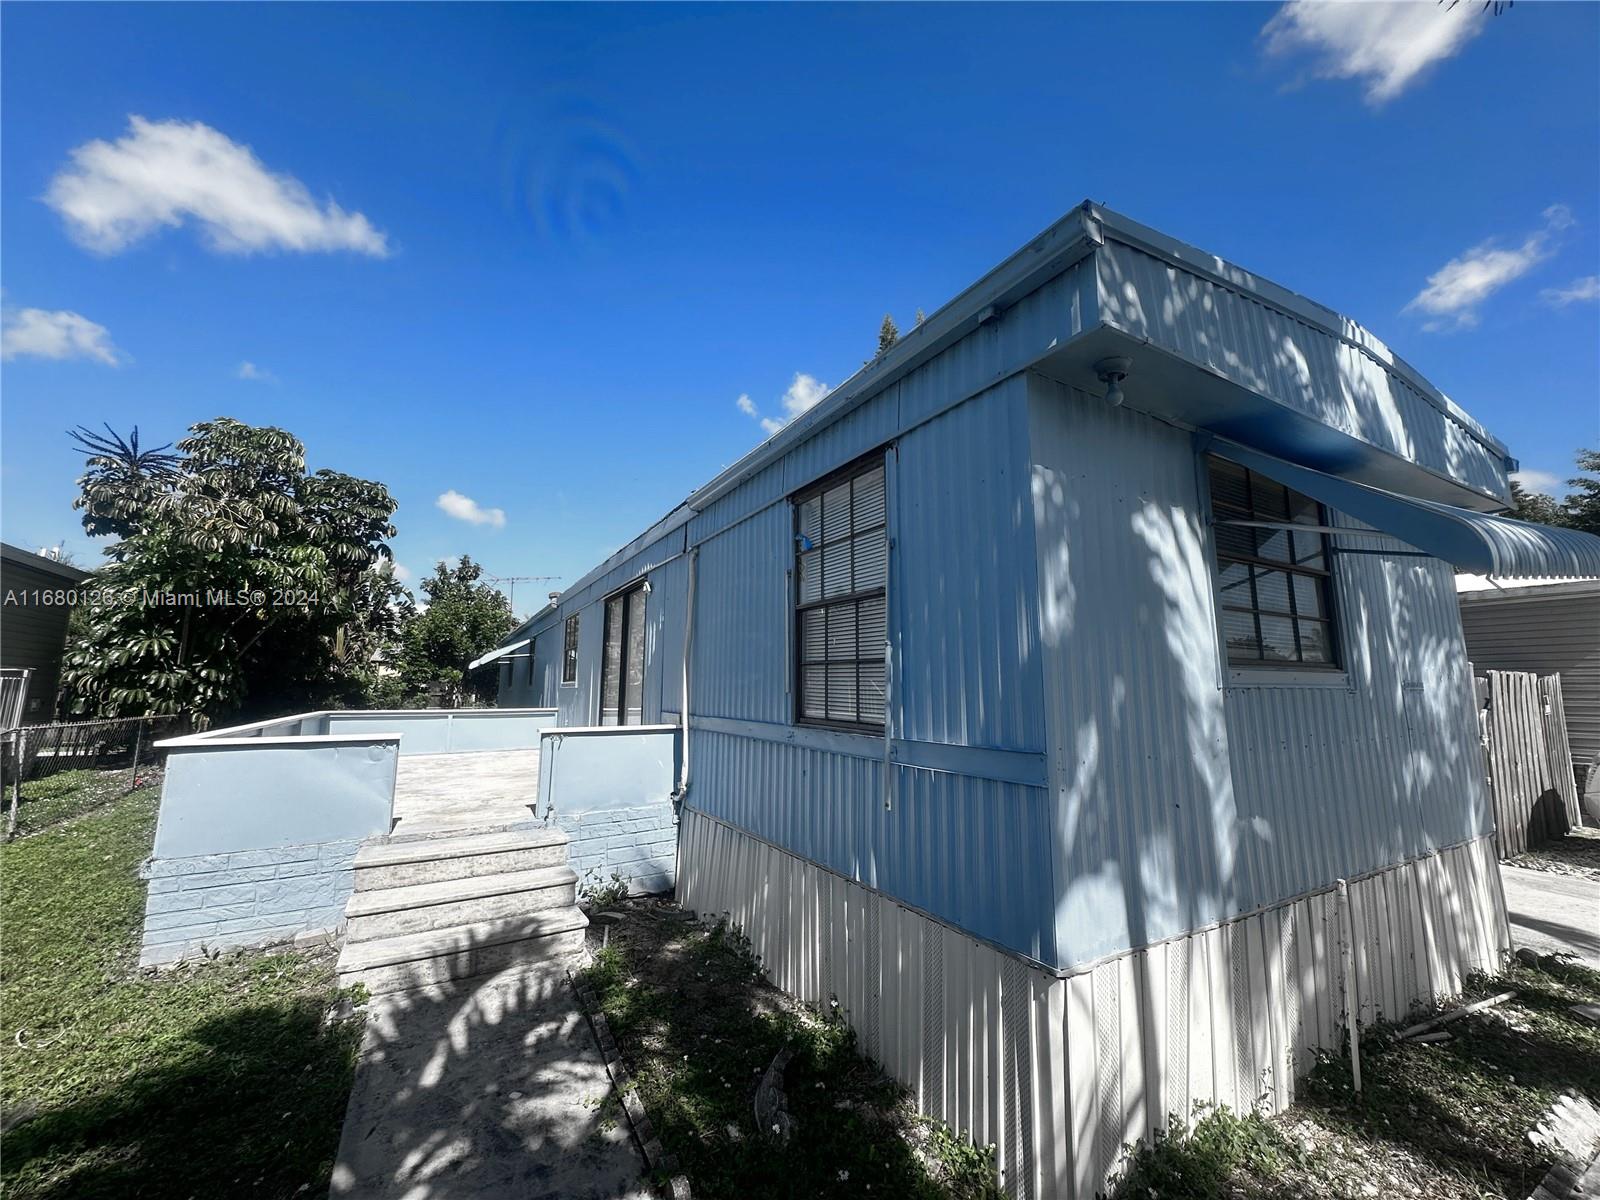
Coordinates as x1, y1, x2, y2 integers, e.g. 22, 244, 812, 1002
1475, 668, 1582, 858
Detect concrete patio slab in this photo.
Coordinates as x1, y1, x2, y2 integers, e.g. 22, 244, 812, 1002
391, 750, 542, 838
329, 963, 650, 1200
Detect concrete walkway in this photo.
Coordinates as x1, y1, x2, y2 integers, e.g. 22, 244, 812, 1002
329, 963, 650, 1200
1500, 864, 1600, 970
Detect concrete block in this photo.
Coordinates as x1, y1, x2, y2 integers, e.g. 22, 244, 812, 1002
318, 840, 362, 867
149, 853, 233, 877
197, 882, 269, 909
226, 845, 321, 870
181, 862, 280, 889
144, 889, 209, 916
144, 911, 210, 934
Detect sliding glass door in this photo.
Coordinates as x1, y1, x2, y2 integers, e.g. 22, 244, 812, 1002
599, 582, 647, 725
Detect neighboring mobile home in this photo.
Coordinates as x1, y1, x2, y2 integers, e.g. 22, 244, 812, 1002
485, 202, 1600, 1197
1, 542, 90, 722
1456, 574, 1600, 796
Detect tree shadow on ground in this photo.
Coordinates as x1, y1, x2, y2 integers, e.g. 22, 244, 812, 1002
2, 989, 361, 1200
325, 926, 650, 1200
1295, 962, 1600, 1197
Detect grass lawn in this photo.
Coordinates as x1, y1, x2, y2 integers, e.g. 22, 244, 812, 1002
576, 898, 1000, 1200
6, 766, 161, 839
1113, 960, 1600, 1200
0, 778, 364, 1199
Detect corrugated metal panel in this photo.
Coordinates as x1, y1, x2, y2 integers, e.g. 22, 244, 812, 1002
1028, 379, 1243, 967
1095, 240, 1506, 499
691, 503, 791, 724
1459, 586, 1600, 771
1027, 377, 1491, 970
686, 733, 1058, 963
680, 810, 1507, 1200
1225, 525, 1491, 910
895, 375, 1045, 752
686, 256, 1096, 551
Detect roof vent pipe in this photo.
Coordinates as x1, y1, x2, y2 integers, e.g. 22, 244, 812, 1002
1094, 356, 1132, 407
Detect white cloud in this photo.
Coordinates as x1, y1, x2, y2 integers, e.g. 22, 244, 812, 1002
1, 307, 122, 364
1261, 1, 1485, 105
780, 372, 831, 419
390, 562, 413, 583
1405, 205, 1573, 331
1511, 468, 1562, 494
737, 372, 834, 438
1540, 275, 1600, 308
235, 360, 276, 382
436, 490, 506, 529
46, 116, 389, 257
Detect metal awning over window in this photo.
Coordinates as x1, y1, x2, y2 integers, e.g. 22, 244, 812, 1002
467, 639, 530, 671
1216, 442, 1600, 579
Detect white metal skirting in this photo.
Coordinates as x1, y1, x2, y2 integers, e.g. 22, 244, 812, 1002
678, 808, 1509, 1200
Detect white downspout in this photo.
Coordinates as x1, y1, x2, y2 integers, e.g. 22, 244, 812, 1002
675, 546, 698, 804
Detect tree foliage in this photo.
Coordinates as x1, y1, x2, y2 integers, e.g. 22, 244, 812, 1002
876, 314, 899, 356
1560, 449, 1600, 537
60, 418, 404, 722
1508, 479, 1564, 526
1502, 450, 1600, 539
397, 556, 517, 706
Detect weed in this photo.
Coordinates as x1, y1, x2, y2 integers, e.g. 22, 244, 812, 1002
578, 868, 630, 910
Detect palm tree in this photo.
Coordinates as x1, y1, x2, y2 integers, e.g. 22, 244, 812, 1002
67, 424, 181, 541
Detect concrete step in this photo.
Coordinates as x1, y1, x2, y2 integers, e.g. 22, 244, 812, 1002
353, 828, 569, 891
336, 909, 588, 996
344, 865, 578, 942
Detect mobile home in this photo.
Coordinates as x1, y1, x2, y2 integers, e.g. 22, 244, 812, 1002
485, 202, 1600, 1197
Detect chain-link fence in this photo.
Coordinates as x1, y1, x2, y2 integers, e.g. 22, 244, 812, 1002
2, 715, 191, 838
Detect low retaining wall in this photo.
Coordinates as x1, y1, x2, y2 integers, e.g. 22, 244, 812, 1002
679, 807, 1509, 1200
141, 839, 362, 965
554, 803, 677, 897
538, 724, 680, 895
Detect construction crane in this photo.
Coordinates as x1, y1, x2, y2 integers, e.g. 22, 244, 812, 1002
484, 574, 561, 617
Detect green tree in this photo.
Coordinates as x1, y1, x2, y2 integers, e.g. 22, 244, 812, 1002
60, 418, 401, 722
1560, 449, 1600, 537
876, 314, 899, 356
1508, 478, 1564, 526
398, 556, 517, 706
68, 424, 181, 539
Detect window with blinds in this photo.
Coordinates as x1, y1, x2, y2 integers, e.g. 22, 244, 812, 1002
1208, 455, 1340, 669
561, 614, 579, 685
794, 455, 887, 729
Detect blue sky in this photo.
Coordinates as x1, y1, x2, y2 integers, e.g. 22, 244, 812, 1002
3, 2, 1597, 613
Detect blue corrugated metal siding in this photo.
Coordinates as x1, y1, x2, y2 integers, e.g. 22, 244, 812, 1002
684, 377, 1057, 962
1028, 377, 1241, 966
688, 729, 1058, 963
692, 503, 791, 724
1223, 525, 1490, 911
1094, 241, 1506, 500
894, 376, 1045, 752
1028, 375, 1490, 969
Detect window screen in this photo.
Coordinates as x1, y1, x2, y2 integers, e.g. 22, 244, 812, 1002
794, 456, 887, 729
561, 614, 579, 685
1209, 455, 1339, 669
